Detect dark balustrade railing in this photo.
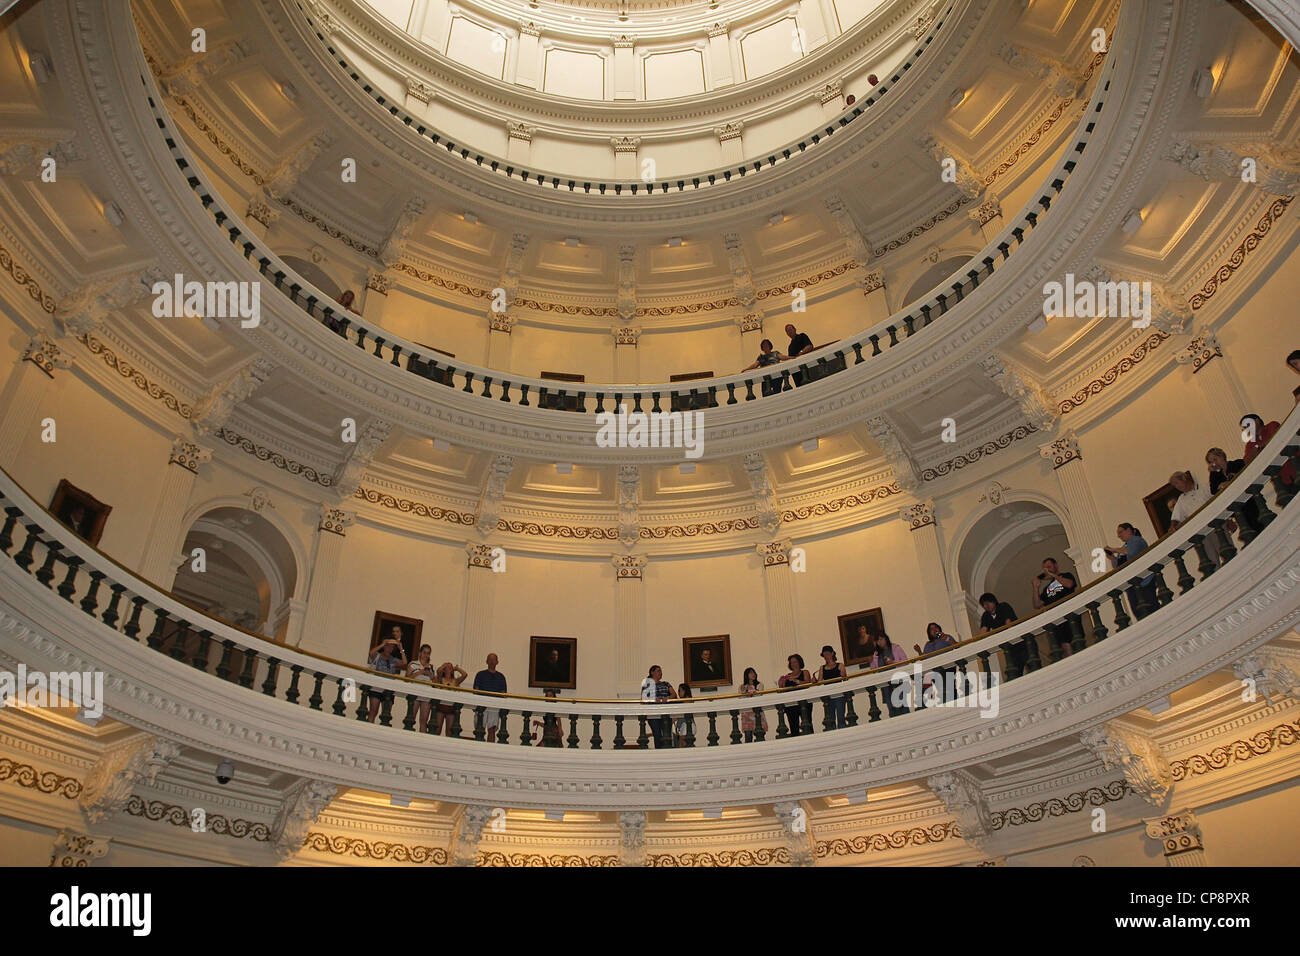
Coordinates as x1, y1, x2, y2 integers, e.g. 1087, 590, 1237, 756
2, 412, 1297, 751
131, 9, 1118, 423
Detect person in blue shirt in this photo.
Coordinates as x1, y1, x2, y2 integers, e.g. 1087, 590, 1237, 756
472, 653, 508, 742
1105, 523, 1158, 619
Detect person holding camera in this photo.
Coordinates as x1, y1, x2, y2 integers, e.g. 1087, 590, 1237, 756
640, 665, 677, 748
406, 643, 437, 733
1030, 557, 1077, 610
366, 627, 408, 722
431, 661, 468, 736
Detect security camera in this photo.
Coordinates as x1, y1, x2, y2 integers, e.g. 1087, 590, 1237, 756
215, 759, 234, 785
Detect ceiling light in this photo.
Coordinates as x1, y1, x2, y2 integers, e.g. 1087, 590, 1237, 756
801, 438, 819, 452
679, 462, 696, 475
390, 794, 411, 808
462, 211, 479, 224
103, 201, 125, 227
1193, 68, 1214, 98
702, 807, 722, 819
769, 212, 786, 226
280, 81, 297, 102
75, 707, 103, 727
1026, 315, 1048, 334
666, 236, 684, 247
1146, 696, 1172, 715
28, 52, 51, 85
948, 88, 967, 108
556, 463, 573, 474
1121, 208, 1144, 235
432, 438, 450, 451
563, 237, 580, 247
845, 788, 867, 805
544, 809, 565, 821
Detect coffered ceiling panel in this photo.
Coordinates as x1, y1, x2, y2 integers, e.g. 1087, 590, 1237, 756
532, 239, 607, 278
1118, 178, 1220, 262
514, 464, 604, 496
382, 435, 479, 482
647, 463, 738, 497
1203, 16, 1294, 119
225, 66, 309, 137
19, 178, 131, 262
0, 24, 44, 115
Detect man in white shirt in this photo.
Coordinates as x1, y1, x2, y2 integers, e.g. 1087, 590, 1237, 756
1169, 470, 1220, 565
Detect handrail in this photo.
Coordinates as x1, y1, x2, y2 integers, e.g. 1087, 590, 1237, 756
294, 0, 955, 195
135, 4, 1119, 417
2, 401, 1296, 746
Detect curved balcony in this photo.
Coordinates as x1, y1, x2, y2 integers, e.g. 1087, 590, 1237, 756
2, 405, 1296, 810
127, 0, 1139, 458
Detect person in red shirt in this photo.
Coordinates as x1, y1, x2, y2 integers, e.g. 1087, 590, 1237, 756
1241, 413, 1296, 488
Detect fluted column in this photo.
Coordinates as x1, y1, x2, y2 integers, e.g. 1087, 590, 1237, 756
756, 540, 798, 680
900, 501, 956, 632
299, 506, 354, 647
1144, 810, 1207, 867
0, 334, 72, 465
736, 312, 763, 366
137, 437, 212, 586
360, 269, 392, 323
612, 554, 647, 697
487, 314, 514, 370
1038, 432, 1108, 584
969, 198, 1004, 242
460, 543, 500, 666
1175, 330, 1252, 447
613, 326, 640, 384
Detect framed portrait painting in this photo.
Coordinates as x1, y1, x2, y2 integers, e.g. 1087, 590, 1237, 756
368, 611, 422, 665
838, 607, 886, 668
682, 635, 732, 689
529, 636, 577, 689
49, 479, 112, 547
1143, 482, 1180, 539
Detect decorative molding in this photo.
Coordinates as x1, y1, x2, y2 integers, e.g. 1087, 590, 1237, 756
613, 326, 640, 345
610, 135, 640, 153
1232, 655, 1299, 707
1174, 330, 1222, 373
970, 199, 1002, 226
507, 121, 534, 143
900, 500, 935, 531
618, 809, 646, 866
50, 830, 110, 867
191, 357, 276, 436
816, 79, 842, 105
0, 239, 57, 313
780, 482, 901, 521
466, 542, 497, 569
1057, 331, 1170, 414
707, 21, 729, 38
331, 418, 392, 500
612, 553, 647, 580
21, 333, 72, 378
0, 757, 82, 798
366, 269, 391, 294
928, 770, 993, 846
1038, 431, 1082, 470
872, 197, 971, 257
714, 121, 745, 143
168, 436, 213, 474
756, 538, 794, 567
271, 778, 338, 861
79, 334, 193, 419
650, 847, 790, 866
736, 312, 763, 333
1189, 196, 1293, 311
303, 831, 448, 862
1169, 720, 1300, 780
405, 77, 434, 104
122, 795, 271, 841
640, 517, 759, 539
1080, 722, 1173, 807
981, 353, 1057, 430
866, 415, 920, 494
245, 198, 278, 228
215, 427, 333, 486
742, 452, 781, 535
79, 735, 181, 823
1143, 809, 1205, 866
497, 518, 619, 539
480, 850, 620, 866
356, 487, 476, 525
318, 505, 355, 536
476, 453, 515, 536
617, 464, 640, 547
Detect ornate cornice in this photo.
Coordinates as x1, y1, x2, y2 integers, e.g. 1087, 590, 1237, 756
1169, 719, 1300, 780
780, 482, 901, 521
0, 757, 82, 798
122, 795, 271, 840
303, 831, 449, 862
482, 850, 620, 866
650, 847, 789, 866
498, 518, 619, 539
872, 197, 971, 257
0, 239, 56, 314
355, 487, 477, 525
639, 518, 759, 539
1057, 331, 1170, 414
215, 427, 333, 486
919, 424, 1039, 482
1189, 196, 1293, 311
78, 334, 193, 419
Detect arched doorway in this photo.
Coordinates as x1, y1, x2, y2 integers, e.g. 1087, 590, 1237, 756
903, 255, 974, 305
281, 255, 343, 302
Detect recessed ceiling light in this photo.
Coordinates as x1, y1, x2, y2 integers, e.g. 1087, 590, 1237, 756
801, 438, 819, 452
432, 438, 450, 451
769, 212, 786, 226
462, 211, 479, 224
666, 236, 684, 247
948, 88, 967, 108
556, 463, 573, 474
563, 237, 580, 247
1121, 208, 1144, 235
679, 462, 696, 475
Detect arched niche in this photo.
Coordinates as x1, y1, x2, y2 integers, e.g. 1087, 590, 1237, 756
280, 256, 343, 301
901, 254, 978, 305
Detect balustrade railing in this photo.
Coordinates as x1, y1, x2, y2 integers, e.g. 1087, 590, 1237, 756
130, 2, 1119, 421
3, 406, 1296, 752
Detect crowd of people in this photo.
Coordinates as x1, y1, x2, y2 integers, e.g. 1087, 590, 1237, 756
356, 354, 1299, 736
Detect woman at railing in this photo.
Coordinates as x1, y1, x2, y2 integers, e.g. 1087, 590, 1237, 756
366, 632, 407, 722
406, 644, 437, 733
814, 646, 847, 729
778, 655, 813, 736
432, 662, 468, 736
869, 633, 910, 717
739, 668, 766, 742
641, 666, 676, 749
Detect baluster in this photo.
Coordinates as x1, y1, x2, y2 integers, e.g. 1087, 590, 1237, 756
102, 583, 126, 627
519, 383, 530, 406
309, 672, 325, 711
651, 392, 661, 413
14, 524, 40, 571
752, 706, 767, 742
729, 710, 741, 745
146, 608, 170, 650
1108, 589, 1132, 631
775, 706, 789, 738
1191, 535, 1216, 578
1272, 471, 1296, 508
1023, 631, 1044, 672
1086, 601, 1109, 643
261, 658, 280, 696
744, 380, 756, 401
481, 377, 494, 398
215, 639, 236, 681
330, 676, 348, 715
57, 555, 81, 601
589, 714, 602, 750
450, 703, 463, 738
123, 596, 147, 640
1066, 613, 1087, 654
472, 707, 485, 741
821, 697, 834, 732
286, 664, 304, 704
1230, 501, 1260, 546
0, 506, 19, 552
35, 541, 60, 586
371, 336, 385, 358
1152, 565, 1174, 607
997, 644, 1021, 681
845, 691, 859, 727
1172, 551, 1196, 594
402, 695, 416, 731
685, 712, 696, 748
462, 371, 475, 393
976, 649, 995, 686
568, 714, 580, 749
378, 691, 394, 727
637, 716, 649, 748
865, 687, 882, 722
499, 381, 512, 403
726, 383, 737, 405
80, 569, 104, 614
613, 715, 626, 749
519, 710, 532, 746
169, 621, 191, 661
1212, 520, 1238, 563
191, 630, 213, 671
355, 686, 371, 721
497, 711, 510, 744
1249, 488, 1276, 531
238, 648, 258, 688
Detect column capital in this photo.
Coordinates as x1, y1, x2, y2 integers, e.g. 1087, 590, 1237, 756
489, 312, 517, 333
756, 538, 795, 566
246, 198, 280, 229
405, 76, 434, 104
520, 20, 541, 37
168, 436, 213, 474
928, 769, 993, 845
708, 20, 729, 37
271, 778, 338, 862
610, 135, 641, 153
1143, 809, 1206, 866
612, 33, 635, 47
80, 734, 181, 823
816, 79, 842, 105
467, 542, 500, 569
612, 553, 647, 580
50, 829, 111, 867
969, 198, 1002, 226
613, 326, 641, 345
1038, 430, 1081, 469
735, 312, 763, 333
861, 269, 884, 294
507, 121, 534, 143
318, 504, 355, 536
366, 269, 392, 295
1080, 721, 1173, 807
899, 499, 936, 531
1174, 329, 1223, 372
22, 333, 73, 377
714, 120, 745, 143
